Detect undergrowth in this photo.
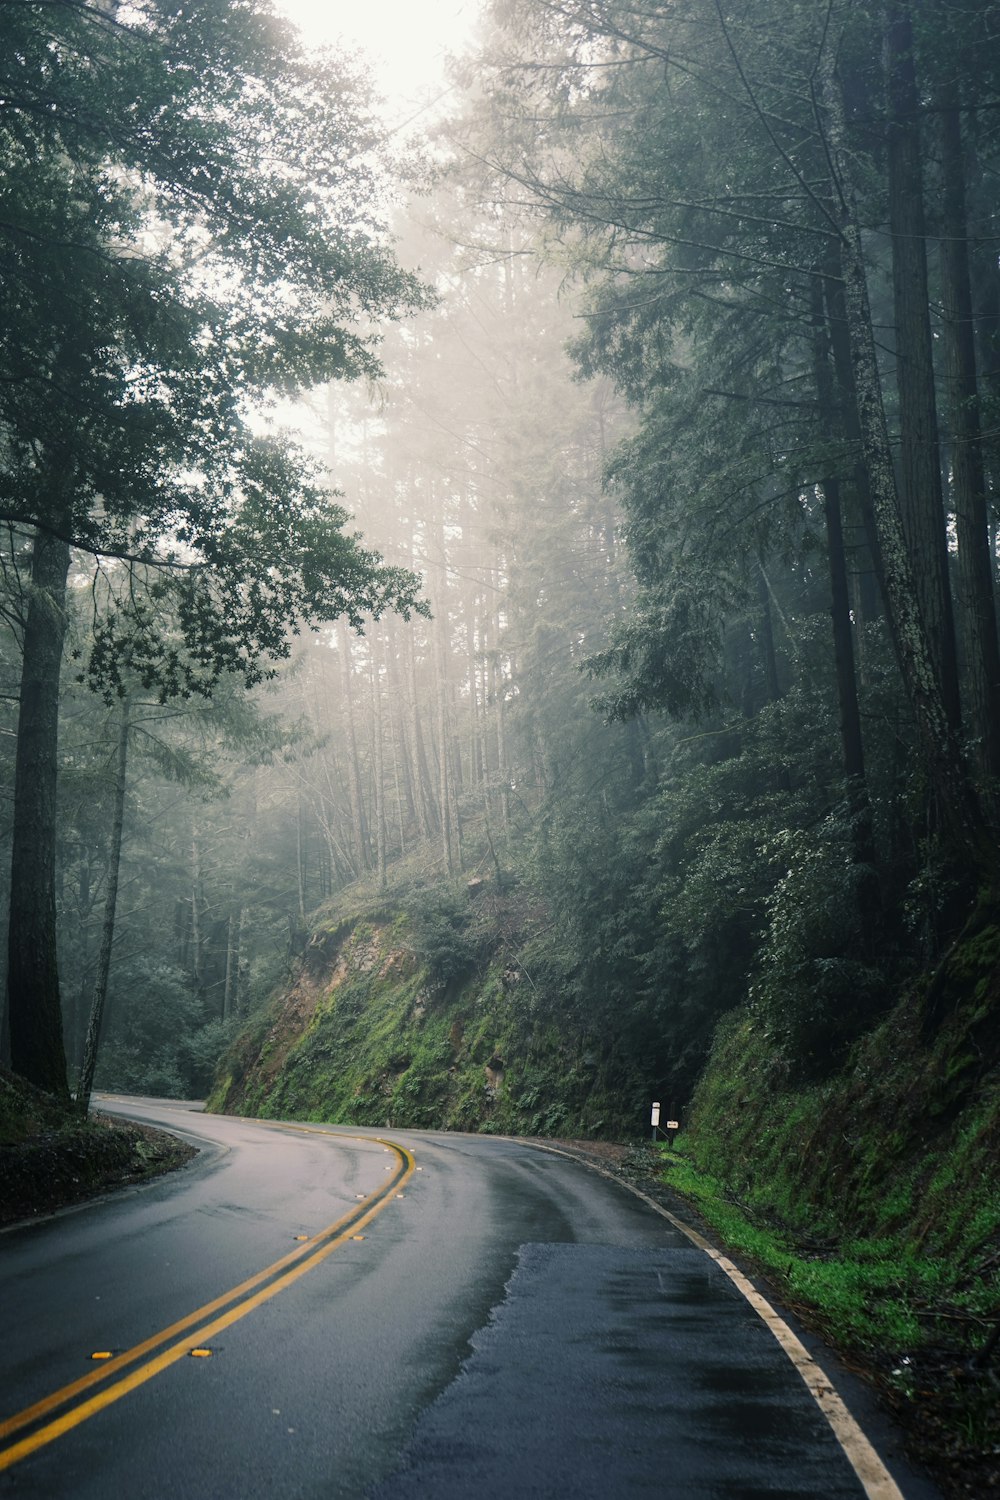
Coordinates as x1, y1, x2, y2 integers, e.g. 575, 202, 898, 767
662, 935, 1000, 1500
659, 1150, 971, 1352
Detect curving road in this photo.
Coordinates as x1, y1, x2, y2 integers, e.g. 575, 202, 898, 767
0, 1099, 937, 1499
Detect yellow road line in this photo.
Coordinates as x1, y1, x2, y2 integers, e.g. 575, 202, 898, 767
1, 1130, 400, 1442
0, 1135, 414, 1473
529, 1144, 905, 1500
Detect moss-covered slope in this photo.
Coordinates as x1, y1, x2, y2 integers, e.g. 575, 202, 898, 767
676, 920, 1000, 1257
208, 880, 644, 1137
665, 917, 1000, 1496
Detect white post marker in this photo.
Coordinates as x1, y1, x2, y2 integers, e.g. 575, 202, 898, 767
650, 1102, 660, 1140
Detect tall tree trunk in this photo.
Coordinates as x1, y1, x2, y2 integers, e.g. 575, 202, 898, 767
825, 273, 882, 599
371, 631, 387, 890
492, 583, 511, 834
406, 625, 438, 837
237, 905, 250, 1015
755, 561, 782, 708
885, 1, 961, 729
389, 702, 406, 861
433, 611, 455, 875
339, 620, 371, 871
295, 794, 307, 923
965, 103, 1000, 490
190, 833, 204, 990
937, 78, 1000, 787
7, 529, 72, 1095
77, 696, 130, 1114
467, 603, 482, 788
811, 276, 869, 791
72, 854, 93, 1075
822, 474, 869, 788
481, 596, 496, 781
223, 911, 236, 1022
820, 46, 995, 878
386, 618, 416, 837
430, 490, 457, 872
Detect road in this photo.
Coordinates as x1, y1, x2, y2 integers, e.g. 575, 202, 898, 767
0, 1099, 937, 1499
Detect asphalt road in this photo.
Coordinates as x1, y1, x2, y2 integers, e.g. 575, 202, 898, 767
0, 1099, 938, 1499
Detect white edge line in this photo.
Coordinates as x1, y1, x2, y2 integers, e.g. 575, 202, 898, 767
527, 1144, 907, 1500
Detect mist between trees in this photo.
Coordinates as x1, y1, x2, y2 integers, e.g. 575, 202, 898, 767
3, 0, 1000, 1113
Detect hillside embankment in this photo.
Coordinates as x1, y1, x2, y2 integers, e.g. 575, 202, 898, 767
661, 915, 1000, 1500
208, 877, 647, 1137
0, 1068, 194, 1226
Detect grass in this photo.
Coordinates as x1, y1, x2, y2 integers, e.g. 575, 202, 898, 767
659, 1148, 943, 1350
654, 942, 1000, 1500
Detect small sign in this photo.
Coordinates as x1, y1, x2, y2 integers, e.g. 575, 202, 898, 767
666, 1120, 680, 1131
650, 1102, 661, 1127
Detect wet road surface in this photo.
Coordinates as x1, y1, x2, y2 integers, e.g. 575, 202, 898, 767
0, 1098, 937, 1499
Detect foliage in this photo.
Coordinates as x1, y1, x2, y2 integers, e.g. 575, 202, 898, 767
748, 811, 889, 1073
437, 0, 1000, 1103
209, 883, 649, 1137
401, 884, 483, 990
1, 0, 430, 696
672, 945, 1000, 1269
93, 958, 233, 1098
660, 949, 1000, 1491
1, 0, 436, 1096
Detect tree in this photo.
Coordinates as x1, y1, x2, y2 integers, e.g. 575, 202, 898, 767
1, 0, 428, 1093
423, 0, 1000, 1080
470, 0, 999, 878
76, 694, 130, 1114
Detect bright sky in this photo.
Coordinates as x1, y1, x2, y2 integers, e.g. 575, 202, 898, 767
264, 2, 481, 464
275, 0, 478, 125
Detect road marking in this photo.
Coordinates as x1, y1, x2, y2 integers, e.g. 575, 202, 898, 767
530, 1144, 906, 1500
0, 1135, 414, 1474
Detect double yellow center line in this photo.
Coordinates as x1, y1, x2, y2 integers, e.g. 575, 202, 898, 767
0, 1134, 414, 1474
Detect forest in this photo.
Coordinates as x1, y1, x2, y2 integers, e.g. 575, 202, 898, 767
4, 1, 1000, 1485
2, 0, 999, 1170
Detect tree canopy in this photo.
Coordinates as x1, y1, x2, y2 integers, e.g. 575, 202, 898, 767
1, 0, 429, 697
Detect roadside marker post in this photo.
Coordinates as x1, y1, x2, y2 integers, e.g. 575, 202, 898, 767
651, 1101, 681, 1146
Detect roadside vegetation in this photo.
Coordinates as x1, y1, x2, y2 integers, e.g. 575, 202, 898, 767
659, 958, 1000, 1500
0, 1068, 193, 1227
209, 869, 650, 1139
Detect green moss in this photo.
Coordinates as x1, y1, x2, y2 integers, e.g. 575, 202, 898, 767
209, 880, 643, 1138
663, 914, 1000, 1452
